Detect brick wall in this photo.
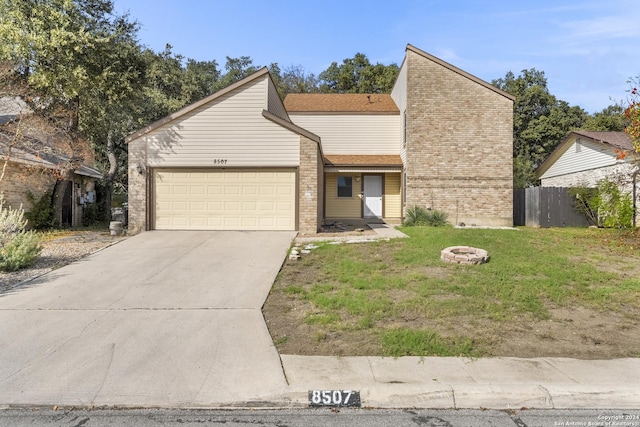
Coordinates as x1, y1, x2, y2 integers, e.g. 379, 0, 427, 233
0, 162, 56, 212
298, 136, 322, 234
127, 139, 148, 234
404, 50, 514, 226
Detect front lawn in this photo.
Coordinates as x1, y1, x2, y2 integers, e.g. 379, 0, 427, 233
262, 227, 640, 358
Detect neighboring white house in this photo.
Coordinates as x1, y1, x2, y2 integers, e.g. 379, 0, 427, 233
536, 130, 639, 227
537, 131, 638, 189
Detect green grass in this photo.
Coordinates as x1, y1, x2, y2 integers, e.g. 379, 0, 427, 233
270, 226, 640, 357
381, 328, 477, 357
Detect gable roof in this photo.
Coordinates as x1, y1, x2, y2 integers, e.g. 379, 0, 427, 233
571, 130, 633, 151
284, 94, 399, 114
126, 67, 272, 143
536, 131, 634, 178
405, 44, 515, 102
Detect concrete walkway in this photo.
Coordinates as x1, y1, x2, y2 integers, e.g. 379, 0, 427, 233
0, 231, 295, 407
295, 222, 408, 244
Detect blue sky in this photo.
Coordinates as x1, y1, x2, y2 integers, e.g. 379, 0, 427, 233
114, 0, 639, 114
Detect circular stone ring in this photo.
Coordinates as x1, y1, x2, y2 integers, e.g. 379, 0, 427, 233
440, 246, 489, 265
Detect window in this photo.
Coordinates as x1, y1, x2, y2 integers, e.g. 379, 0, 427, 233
402, 171, 406, 206
575, 140, 582, 153
337, 176, 353, 198
403, 111, 407, 148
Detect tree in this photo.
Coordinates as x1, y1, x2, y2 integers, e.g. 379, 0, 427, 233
269, 64, 319, 99
318, 53, 399, 94
493, 69, 587, 188
214, 56, 260, 92
0, 0, 147, 219
624, 77, 640, 153
582, 104, 628, 131
0, 65, 81, 191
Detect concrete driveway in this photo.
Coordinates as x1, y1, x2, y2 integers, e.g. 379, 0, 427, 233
0, 231, 296, 407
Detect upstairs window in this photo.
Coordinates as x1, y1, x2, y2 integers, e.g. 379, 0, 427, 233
337, 176, 353, 198
403, 111, 407, 148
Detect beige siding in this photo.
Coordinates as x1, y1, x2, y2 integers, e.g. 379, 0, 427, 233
143, 77, 300, 167
325, 173, 362, 218
384, 173, 402, 218
289, 114, 400, 155
541, 137, 623, 181
267, 77, 289, 121
391, 61, 408, 164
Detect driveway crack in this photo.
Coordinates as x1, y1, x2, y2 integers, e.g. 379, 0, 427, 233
1, 310, 111, 382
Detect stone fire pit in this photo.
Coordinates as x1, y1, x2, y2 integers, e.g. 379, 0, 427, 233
440, 246, 489, 265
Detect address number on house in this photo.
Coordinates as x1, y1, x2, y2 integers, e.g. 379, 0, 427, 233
308, 390, 361, 407
213, 159, 228, 165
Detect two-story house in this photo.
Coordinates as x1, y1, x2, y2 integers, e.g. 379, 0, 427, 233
126, 44, 514, 234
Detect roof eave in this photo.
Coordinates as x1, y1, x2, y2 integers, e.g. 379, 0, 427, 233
288, 110, 400, 115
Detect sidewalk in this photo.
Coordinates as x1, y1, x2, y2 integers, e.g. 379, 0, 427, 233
275, 356, 640, 409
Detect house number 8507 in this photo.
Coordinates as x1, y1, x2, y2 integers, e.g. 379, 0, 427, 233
308, 390, 360, 407
213, 159, 228, 165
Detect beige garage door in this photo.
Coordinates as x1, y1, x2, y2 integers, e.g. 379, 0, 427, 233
154, 168, 296, 230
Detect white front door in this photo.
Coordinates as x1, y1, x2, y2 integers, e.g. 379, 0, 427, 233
363, 175, 383, 218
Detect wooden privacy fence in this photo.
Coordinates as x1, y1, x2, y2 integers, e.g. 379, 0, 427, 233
513, 187, 590, 227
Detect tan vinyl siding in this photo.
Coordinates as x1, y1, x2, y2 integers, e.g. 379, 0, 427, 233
325, 173, 362, 218
289, 114, 400, 155
267, 77, 289, 121
391, 61, 408, 164
384, 173, 402, 218
540, 137, 622, 181
143, 77, 300, 167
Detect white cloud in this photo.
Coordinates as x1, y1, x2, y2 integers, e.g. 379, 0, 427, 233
560, 15, 640, 44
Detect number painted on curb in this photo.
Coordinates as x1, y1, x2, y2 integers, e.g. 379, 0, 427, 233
308, 390, 361, 407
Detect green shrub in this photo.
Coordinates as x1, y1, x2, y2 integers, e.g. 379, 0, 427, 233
25, 191, 56, 230
404, 206, 449, 227
570, 178, 633, 228
0, 231, 41, 272
82, 201, 104, 226
569, 186, 598, 225
0, 196, 41, 271
594, 179, 633, 228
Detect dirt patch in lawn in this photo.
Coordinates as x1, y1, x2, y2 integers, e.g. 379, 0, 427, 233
263, 229, 640, 359
490, 306, 640, 358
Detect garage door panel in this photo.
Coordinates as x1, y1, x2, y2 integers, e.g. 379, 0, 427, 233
155, 169, 296, 231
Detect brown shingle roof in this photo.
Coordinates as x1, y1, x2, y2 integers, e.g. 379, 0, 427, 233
324, 155, 403, 166
284, 94, 399, 114
573, 131, 633, 151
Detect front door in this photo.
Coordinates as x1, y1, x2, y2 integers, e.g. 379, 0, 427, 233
61, 180, 73, 227
363, 175, 383, 218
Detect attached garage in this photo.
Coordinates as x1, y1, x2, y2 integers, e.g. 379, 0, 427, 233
153, 168, 296, 231
126, 68, 322, 235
